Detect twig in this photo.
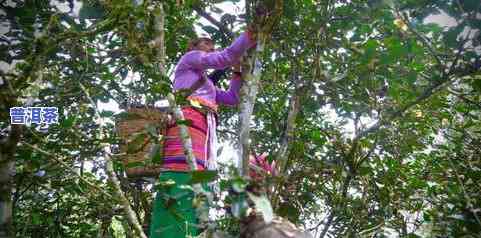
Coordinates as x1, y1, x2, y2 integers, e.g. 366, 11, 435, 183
192, 5, 234, 41
22, 142, 112, 199
79, 83, 147, 238
272, 70, 303, 208
166, 93, 212, 224
446, 157, 481, 227
354, 76, 452, 141
105, 155, 148, 238
166, 94, 198, 171
318, 213, 335, 238
217, 129, 238, 137
319, 174, 353, 238
277, 73, 303, 174
398, 10, 444, 71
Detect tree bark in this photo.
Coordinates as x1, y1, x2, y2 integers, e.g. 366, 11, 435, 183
79, 83, 147, 238
105, 159, 147, 238
272, 71, 303, 208
166, 94, 211, 223
238, 0, 283, 177
152, 2, 166, 76
238, 42, 263, 177
166, 94, 199, 172
277, 71, 302, 175
0, 123, 22, 238
0, 159, 14, 238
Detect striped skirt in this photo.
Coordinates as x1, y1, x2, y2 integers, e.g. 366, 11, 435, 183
162, 107, 208, 171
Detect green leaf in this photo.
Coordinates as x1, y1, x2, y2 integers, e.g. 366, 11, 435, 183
311, 130, 326, 145
387, 40, 405, 59
31, 212, 41, 225
190, 170, 218, 184
471, 78, 481, 93
461, 0, 480, 10
444, 25, 463, 47
145, 124, 159, 138
176, 119, 192, 127
359, 163, 372, 176
79, 2, 105, 20
423, 212, 431, 222
125, 161, 144, 168
232, 179, 247, 193
202, 25, 218, 34
61, 116, 76, 128
422, 23, 443, 34
278, 202, 300, 224
149, 144, 163, 164
406, 71, 417, 84
127, 132, 148, 154
217, 146, 223, 157
210, 6, 223, 14
100, 110, 115, 117
87, 47, 96, 54
363, 39, 379, 62
247, 192, 274, 223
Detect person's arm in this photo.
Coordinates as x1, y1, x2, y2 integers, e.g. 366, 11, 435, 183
215, 72, 242, 106
181, 32, 255, 70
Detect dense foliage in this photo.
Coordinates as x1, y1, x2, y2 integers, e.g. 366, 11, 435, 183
1, 0, 480, 237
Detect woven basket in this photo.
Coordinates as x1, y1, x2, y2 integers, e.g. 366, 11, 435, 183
116, 106, 171, 178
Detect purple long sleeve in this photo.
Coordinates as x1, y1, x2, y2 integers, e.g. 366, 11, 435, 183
216, 75, 242, 106
173, 31, 254, 111
177, 32, 255, 71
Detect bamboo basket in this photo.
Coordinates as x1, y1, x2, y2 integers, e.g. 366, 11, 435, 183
116, 106, 171, 178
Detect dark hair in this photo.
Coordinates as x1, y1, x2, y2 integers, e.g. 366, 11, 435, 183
187, 37, 213, 51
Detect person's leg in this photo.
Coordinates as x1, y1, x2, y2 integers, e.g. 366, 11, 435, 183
149, 172, 199, 238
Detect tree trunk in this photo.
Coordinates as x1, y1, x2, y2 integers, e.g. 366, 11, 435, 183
238, 43, 263, 177
242, 215, 313, 238
238, 0, 283, 177
0, 123, 22, 238
0, 159, 14, 238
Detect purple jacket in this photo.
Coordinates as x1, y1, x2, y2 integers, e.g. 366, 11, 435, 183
173, 32, 255, 111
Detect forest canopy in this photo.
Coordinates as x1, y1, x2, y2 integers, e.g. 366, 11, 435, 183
0, 0, 480, 237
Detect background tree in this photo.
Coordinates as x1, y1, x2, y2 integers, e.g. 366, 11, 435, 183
0, 0, 480, 237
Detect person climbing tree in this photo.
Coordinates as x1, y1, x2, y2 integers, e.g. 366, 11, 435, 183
148, 30, 256, 238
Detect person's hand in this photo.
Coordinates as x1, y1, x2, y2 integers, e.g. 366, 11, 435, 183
232, 63, 241, 73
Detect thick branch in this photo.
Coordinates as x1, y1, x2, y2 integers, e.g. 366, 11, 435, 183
238, 47, 262, 177
0, 81, 23, 237
166, 94, 198, 171
166, 94, 211, 224
192, 5, 234, 40
277, 74, 302, 175
238, 0, 283, 177
318, 213, 334, 238
151, 2, 166, 75
105, 157, 147, 238
319, 174, 353, 238
79, 83, 147, 238
399, 11, 444, 71
272, 72, 303, 208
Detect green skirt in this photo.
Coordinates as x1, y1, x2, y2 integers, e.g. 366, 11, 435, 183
149, 171, 205, 238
